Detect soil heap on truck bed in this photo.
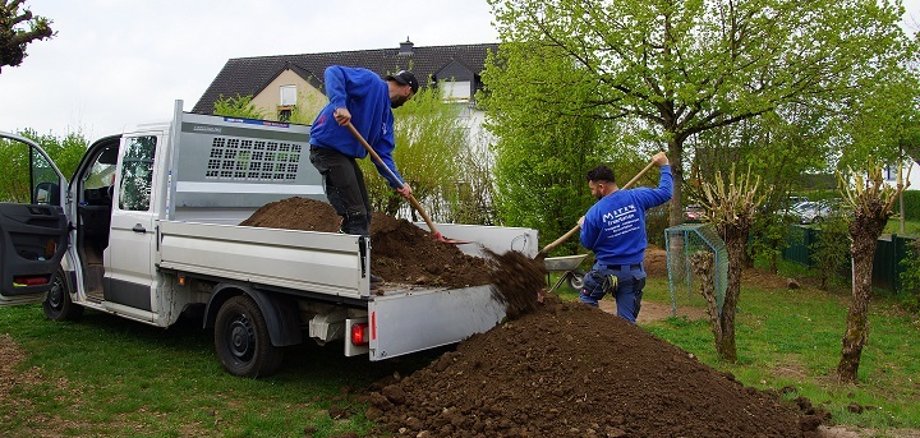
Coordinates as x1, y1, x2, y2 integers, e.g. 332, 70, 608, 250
240, 197, 490, 288
366, 298, 824, 438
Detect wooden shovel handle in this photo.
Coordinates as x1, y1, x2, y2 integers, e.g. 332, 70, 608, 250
344, 122, 441, 237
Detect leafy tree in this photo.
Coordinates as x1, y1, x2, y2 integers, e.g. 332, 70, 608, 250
213, 94, 266, 120
481, 42, 616, 254
487, 0, 910, 226
0, 0, 53, 72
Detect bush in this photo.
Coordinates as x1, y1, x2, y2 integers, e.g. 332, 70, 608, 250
809, 212, 851, 290
899, 239, 920, 315
893, 190, 920, 222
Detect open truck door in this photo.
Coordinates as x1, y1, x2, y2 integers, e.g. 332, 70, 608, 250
0, 132, 69, 305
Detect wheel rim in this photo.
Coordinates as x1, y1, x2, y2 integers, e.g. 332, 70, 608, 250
227, 313, 255, 362
47, 275, 64, 310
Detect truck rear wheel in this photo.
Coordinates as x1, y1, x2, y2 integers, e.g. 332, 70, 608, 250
214, 295, 283, 378
43, 268, 83, 321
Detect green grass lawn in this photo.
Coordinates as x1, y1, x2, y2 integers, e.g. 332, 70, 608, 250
637, 276, 920, 431
2, 271, 918, 436
0, 306, 439, 437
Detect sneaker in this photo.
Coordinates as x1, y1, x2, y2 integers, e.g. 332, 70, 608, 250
370, 274, 383, 284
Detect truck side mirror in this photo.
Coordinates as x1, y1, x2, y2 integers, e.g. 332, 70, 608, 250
34, 182, 59, 206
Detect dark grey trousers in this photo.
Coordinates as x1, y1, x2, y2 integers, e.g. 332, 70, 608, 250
309, 147, 372, 236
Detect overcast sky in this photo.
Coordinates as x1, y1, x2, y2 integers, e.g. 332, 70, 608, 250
2, 0, 919, 140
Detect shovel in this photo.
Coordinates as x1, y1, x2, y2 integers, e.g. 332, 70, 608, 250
535, 157, 659, 260
345, 122, 471, 245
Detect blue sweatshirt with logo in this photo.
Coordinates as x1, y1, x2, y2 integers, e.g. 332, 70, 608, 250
580, 166, 673, 265
309, 66, 404, 188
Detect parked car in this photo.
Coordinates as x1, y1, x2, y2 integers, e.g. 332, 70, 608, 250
684, 204, 705, 222
792, 201, 833, 224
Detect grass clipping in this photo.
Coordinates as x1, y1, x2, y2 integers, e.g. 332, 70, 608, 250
485, 250, 546, 320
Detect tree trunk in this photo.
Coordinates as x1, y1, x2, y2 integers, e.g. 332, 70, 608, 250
716, 231, 745, 363
692, 251, 724, 351
837, 234, 879, 382
667, 137, 684, 227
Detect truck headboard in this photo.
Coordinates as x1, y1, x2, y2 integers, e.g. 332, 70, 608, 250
168, 112, 324, 218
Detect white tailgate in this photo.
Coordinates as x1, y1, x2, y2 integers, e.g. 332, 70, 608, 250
368, 285, 505, 360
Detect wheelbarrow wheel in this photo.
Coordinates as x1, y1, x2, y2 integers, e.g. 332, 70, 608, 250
567, 270, 585, 291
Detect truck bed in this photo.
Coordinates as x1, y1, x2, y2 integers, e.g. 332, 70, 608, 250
157, 219, 537, 360
157, 220, 371, 299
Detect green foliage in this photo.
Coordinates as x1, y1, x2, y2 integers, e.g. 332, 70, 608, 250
358, 87, 466, 220
213, 94, 266, 120
898, 239, 920, 315
0, 0, 53, 72
893, 190, 920, 221
809, 213, 851, 290
487, 0, 911, 225
480, 42, 614, 253
0, 129, 88, 202
749, 212, 797, 273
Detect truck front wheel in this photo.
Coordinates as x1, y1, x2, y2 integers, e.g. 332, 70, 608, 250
214, 295, 283, 378
43, 268, 83, 321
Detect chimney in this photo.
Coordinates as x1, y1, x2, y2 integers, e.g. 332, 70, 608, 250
398, 37, 414, 56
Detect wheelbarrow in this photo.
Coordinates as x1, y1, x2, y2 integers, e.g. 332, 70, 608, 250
543, 254, 588, 293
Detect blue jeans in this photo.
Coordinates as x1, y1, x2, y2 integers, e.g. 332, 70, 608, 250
579, 262, 647, 323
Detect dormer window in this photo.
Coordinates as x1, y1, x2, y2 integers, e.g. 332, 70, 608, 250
441, 81, 472, 101
280, 85, 297, 106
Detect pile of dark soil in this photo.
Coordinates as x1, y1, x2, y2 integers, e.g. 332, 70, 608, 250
366, 299, 825, 438
240, 197, 490, 288
368, 212, 489, 288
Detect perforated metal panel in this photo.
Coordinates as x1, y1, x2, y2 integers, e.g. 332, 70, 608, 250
204, 137, 303, 181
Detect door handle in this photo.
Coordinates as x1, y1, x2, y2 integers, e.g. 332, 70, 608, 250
132, 224, 146, 234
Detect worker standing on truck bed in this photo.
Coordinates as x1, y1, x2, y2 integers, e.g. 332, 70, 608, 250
309, 66, 418, 284
577, 152, 672, 323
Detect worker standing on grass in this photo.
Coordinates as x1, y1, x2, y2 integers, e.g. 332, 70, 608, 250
309, 66, 418, 285
577, 152, 672, 323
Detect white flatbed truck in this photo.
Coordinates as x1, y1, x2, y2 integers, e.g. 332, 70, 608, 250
0, 101, 537, 377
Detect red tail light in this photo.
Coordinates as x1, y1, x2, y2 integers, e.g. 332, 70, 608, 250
13, 275, 50, 287
351, 323, 369, 346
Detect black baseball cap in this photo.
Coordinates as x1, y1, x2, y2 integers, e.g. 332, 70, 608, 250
386, 70, 419, 93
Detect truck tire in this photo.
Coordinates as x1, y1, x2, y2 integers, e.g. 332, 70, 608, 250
214, 295, 283, 378
43, 268, 83, 321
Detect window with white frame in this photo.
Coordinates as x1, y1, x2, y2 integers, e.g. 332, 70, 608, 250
280, 85, 297, 106
440, 81, 471, 101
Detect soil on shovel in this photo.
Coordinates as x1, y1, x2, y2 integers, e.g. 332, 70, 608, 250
366, 299, 825, 438
240, 197, 490, 289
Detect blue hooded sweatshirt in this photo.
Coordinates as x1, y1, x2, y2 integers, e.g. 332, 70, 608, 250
580, 166, 673, 265
309, 66, 404, 188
